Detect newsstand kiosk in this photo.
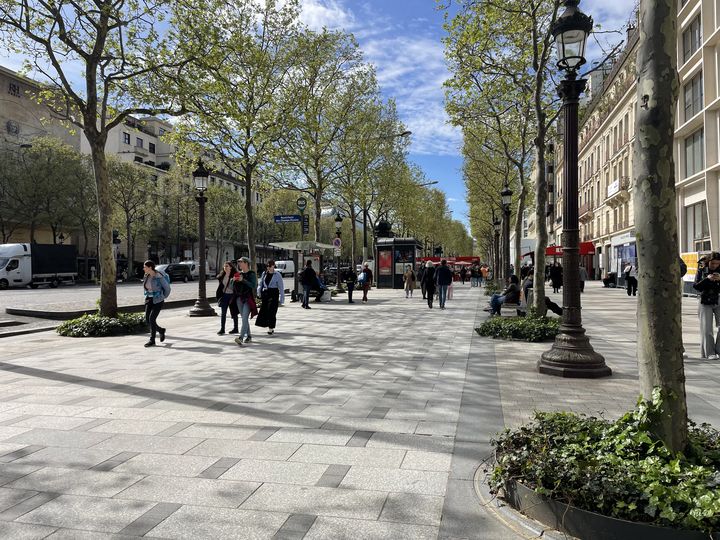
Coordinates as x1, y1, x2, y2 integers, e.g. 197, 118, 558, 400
375, 237, 423, 289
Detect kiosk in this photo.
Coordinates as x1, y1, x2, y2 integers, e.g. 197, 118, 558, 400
375, 237, 423, 289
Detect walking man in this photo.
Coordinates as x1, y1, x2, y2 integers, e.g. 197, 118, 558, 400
361, 262, 373, 303
435, 259, 453, 310
623, 261, 638, 296
300, 260, 317, 309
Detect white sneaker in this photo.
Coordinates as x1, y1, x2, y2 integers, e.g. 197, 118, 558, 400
708, 354, 719, 360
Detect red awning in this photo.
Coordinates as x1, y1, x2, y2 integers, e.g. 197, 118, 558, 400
546, 242, 595, 256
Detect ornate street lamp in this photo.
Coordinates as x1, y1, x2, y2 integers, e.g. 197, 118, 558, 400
500, 184, 513, 281
493, 216, 501, 283
335, 211, 344, 292
539, 0, 610, 378
189, 161, 216, 317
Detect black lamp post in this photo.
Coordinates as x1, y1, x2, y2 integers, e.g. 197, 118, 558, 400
539, 0, 610, 378
493, 217, 501, 282
189, 161, 216, 317
501, 184, 513, 281
335, 211, 344, 292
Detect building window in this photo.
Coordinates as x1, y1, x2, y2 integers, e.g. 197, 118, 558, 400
136, 137, 143, 148
149, 142, 156, 154
682, 16, 702, 64
123, 132, 130, 144
685, 201, 710, 251
684, 129, 704, 177
159, 128, 166, 136
684, 71, 703, 122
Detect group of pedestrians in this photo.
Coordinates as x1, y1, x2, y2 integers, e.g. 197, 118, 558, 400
414, 259, 454, 309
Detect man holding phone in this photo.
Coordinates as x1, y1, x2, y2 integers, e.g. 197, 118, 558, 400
694, 252, 720, 359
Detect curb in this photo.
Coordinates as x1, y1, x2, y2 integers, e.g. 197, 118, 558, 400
0, 325, 58, 338
5, 298, 199, 320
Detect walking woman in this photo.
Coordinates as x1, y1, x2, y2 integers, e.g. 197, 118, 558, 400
361, 262, 373, 303
256, 260, 284, 335
694, 252, 720, 359
233, 257, 258, 345
423, 261, 436, 309
142, 260, 171, 347
215, 261, 238, 335
403, 265, 416, 298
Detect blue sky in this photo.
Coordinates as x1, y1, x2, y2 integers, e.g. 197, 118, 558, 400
300, 0, 637, 232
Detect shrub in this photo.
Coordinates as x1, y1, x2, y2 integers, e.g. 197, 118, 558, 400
491, 390, 720, 533
476, 314, 559, 342
57, 312, 146, 337
484, 281, 501, 295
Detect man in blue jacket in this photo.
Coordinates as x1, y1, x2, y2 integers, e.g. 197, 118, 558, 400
435, 259, 453, 310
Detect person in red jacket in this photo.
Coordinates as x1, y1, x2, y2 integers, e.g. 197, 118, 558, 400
360, 262, 373, 303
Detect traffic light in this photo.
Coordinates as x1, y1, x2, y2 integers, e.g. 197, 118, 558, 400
112, 230, 121, 244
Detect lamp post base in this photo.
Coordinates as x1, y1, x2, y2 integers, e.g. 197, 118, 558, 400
188, 299, 216, 317
538, 324, 611, 378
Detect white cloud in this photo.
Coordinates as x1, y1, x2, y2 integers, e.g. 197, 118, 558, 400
299, 0, 355, 30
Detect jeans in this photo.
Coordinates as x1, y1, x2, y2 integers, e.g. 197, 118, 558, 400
236, 299, 251, 339
626, 276, 638, 296
302, 285, 311, 308
219, 293, 236, 332
144, 299, 164, 341
699, 303, 720, 358
490, 294, 506, 315
438, 284, 448, 308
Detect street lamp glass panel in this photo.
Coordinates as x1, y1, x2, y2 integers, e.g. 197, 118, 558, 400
493, 220, 501, 233
552, 1, 592, 72
192, 162, 209, 192
334, 215, 343, 229
501, 186, 513, 206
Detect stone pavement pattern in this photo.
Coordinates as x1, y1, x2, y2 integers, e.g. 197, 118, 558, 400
0, 281, 717, 539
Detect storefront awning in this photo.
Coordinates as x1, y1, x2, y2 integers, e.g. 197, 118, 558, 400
546, 242, 596, 256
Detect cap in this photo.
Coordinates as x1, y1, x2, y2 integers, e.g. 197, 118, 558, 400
237, 256, 251, 265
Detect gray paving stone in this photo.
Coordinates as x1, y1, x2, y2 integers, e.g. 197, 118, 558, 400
415, 421, 457, 437
173, 423, 260, 440
304, 516, 438, 539
345, 431, 374, 447
6, 428, 112, 449
366, 432, 455, 453
240, 484, 386, 520
266, 428, 354, 446
0, 521, 58, 540
0, 426, 32, 441
0, 463, 42, 487
44, 528, 138, 539
379, 492, 445, 526
17, 494, 155, 533
113, 453, 218, 477
0, 486, 37, 512
88, 419, 179, 435
401, 450, 453, 472
248, 426, 280, 441
74, 406, 166, 420
220, 459, 328, 485
7, 467, 144, 497
115, 474, 260, 507
289, 444, 406, 468
151, 409, 241, 424
0, 491, 60, 521
12, 447, 120, 469
187, 439, 300, 460
340, 466, 448, 496
10, 416, 100, 431
118, 502, 182, 536
89, 434, 204, 455
323, 417, 417, 433
0, 445, 46, 463
145, 504, 289, 539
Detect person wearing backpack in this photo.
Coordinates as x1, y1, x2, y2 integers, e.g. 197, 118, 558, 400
299, 260, 317, 309
142, 260, 171, 347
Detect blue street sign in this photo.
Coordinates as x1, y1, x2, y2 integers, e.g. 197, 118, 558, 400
274, 214, 302, 224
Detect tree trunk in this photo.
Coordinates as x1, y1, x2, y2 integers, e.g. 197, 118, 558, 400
126, 219, 132, 266
513, 187, 527, 275
350, 206, 357, 263
314, 181, 322, 243
244, 167, 257, 265
634, 0, 687, 453
533, 147, 549, 316
89, 140, 117, 317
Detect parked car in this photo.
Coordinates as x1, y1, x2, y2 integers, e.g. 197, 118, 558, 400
155, 263, 193, 283
178, 260, 209, 279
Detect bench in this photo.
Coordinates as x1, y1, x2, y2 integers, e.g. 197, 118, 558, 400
497, 290, 532, 316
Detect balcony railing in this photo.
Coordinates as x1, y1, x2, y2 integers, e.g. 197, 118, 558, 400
606, 176, 631, 207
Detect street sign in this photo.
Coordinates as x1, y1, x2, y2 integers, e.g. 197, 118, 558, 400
296, 197, 307, 211
332, 238, 342, 248
302, 214, 310, 235
334, 248, 341, 256
273, 214, 302, 224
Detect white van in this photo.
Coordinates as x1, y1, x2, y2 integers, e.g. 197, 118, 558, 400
179, 260, 209, 279
274, 260, 295, 279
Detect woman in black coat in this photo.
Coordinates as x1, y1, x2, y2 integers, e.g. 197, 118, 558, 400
423, 262, 437, 309
550, 263, 563, 293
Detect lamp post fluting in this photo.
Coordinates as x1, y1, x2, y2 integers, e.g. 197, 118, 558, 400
335, 211, 344, 292
501, 185, 513, 281
189, 161, 216, 317
493, 217, 501, 283
539, 0, 610, 378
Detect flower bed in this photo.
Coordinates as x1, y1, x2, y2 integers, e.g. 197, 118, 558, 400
476, 314, 559, 342
57, 313, 146, 337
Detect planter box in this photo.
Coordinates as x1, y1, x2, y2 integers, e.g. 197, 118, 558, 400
505, 479, 719, 540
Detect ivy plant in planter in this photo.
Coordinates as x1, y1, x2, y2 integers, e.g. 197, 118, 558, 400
476, 314, 559, 342
484, 281, 501, 296
57, 312, 146, 337
490, 390, 720, 534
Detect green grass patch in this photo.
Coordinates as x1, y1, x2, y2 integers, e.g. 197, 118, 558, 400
491, 391, 720, 533
476, 314, 559, 342
57, 312, 146, 337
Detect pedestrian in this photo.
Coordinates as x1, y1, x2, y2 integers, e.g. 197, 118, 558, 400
255, 260, 284, 335
344, 267, 357, 303
233, 257, 258, 345
460, 266, 467, 284
360, 262, 373, 303
579, 265, 588, 293
403, 265, 416, 298
423, 261, 436, 309
693, 252, 720, 359
417, 263, 427, 299
550, 262, 563, 293
142, 260, 170, 347
623, 261, 638, 296
470, 265, 478, 287
215, 260, 238, 335
299, 260, 316, 309
435, 259, 453, 309
487, 275, 521, 316
481, 265, 490, 286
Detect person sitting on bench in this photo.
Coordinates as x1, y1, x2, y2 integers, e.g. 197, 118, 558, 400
602, 272, 617, 288
489, 275, 521, 315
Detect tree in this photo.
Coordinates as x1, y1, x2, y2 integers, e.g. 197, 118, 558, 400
205, 185, 246, 271
0, 1, 216, 316
172, 0, 302, 266
633, 0, 687, 452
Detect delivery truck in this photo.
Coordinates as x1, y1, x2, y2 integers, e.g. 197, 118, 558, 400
0, 243, 78, 289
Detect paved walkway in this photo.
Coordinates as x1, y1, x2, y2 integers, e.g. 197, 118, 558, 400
0, 282, 716, 539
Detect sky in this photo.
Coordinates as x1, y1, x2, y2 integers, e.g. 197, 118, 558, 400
299, 0, 637, 232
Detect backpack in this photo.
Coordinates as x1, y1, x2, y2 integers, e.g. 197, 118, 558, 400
357, 270, 366, 284
158, 270, 172, 298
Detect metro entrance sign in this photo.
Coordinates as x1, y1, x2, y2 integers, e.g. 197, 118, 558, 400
273, 214, 302, 224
